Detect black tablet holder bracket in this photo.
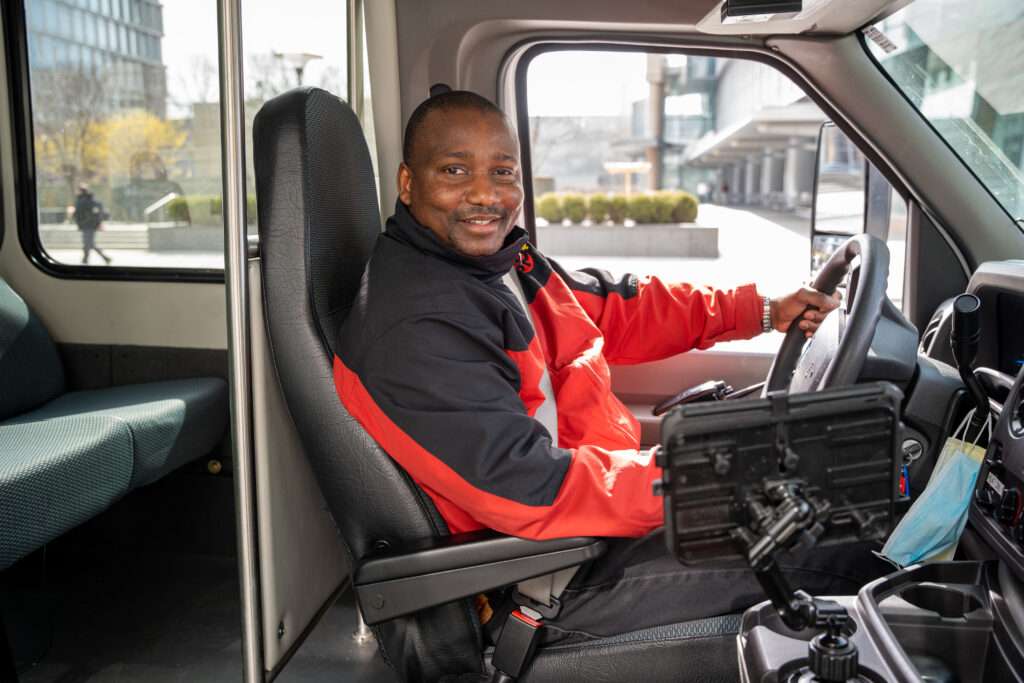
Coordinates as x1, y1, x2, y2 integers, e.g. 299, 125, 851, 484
734, 481, 860, 682
656, 383, 904, 682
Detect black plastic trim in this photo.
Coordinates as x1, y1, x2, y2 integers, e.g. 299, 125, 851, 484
0, 0, 225, 283
354, 532, 606, 624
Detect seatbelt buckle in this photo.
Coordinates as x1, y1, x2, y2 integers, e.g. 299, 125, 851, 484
491, 608, 544, 680
511, 588, 563, 620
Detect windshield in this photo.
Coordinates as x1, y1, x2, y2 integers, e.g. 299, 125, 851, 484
864, 0, 1024, 223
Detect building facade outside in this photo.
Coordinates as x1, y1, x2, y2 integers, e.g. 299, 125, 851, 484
26, 0, 166, 115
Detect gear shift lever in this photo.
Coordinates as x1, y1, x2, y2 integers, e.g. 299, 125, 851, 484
950, 294, 989, 428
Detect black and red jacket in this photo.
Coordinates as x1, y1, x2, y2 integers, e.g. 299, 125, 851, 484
335, 202, 763, 539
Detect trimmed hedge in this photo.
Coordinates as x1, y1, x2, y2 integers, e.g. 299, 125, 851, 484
562, 193, 587, 224
535, 193, 566, 223
165, 194, 258, 225
536, 191, 699, 225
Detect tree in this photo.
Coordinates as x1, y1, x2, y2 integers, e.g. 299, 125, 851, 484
31, 67, 109, 201
98, 110, 186, 182
170, 54, 218, 110
246, 51, 292, 102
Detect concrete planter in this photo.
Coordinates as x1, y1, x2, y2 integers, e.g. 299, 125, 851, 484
147, 225, 225, 252
539, 223, 718, 258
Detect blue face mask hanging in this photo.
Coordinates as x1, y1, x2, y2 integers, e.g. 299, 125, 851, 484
879, 409, 992, 568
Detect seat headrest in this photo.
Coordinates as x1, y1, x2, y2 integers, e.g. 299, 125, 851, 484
253, 87, 380, 354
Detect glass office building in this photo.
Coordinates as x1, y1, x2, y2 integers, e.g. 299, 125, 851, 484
24, 0, 166, 116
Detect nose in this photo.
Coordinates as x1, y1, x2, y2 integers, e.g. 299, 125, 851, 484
464, 172, 501, 206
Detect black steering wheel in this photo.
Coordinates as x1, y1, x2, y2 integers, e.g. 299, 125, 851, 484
763, 233, 890, 396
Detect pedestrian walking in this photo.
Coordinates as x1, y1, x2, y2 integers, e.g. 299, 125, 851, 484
73, 185, 111, 265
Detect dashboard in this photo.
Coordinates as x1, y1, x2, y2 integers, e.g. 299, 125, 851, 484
929, 260, 1024, 582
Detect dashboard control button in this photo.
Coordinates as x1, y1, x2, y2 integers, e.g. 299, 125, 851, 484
996, 488, 1022, 526
976, 486, 1000, 514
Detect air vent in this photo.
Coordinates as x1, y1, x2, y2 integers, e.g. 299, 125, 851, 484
919, 297, 956, 361
919, 311, 942, 353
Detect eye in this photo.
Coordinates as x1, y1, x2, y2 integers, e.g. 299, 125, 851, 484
493, 167, 517, 179
442, 166, 468, 176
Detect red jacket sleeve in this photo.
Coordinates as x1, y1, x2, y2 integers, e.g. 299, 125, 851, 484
547, 260, 764, 365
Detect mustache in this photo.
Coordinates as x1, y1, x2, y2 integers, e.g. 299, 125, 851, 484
453, 207, 507, 221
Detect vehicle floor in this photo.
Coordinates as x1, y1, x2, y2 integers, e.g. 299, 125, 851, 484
14, 547, 394, 683
6, 471, 396, 682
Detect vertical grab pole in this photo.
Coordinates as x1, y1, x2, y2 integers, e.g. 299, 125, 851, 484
347, 0, 365, 119
217, 0, 263, 680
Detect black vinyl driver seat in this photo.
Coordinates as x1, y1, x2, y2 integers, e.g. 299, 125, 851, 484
252, 87, 739, 682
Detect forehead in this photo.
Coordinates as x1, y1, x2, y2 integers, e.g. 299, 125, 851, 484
416, 107, 519, 160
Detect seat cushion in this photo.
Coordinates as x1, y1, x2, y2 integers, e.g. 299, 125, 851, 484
0, 415, 133, 570
0, 277, 64, 422
14, 378, 229, 488
521, 614, 741, 683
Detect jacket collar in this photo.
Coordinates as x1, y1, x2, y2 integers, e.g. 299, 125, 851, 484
385, 201, 528, 282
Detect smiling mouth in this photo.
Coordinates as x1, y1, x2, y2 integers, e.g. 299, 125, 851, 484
461, 216, 500, 224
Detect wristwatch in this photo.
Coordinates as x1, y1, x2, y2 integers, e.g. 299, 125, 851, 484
762, 296, 772, 334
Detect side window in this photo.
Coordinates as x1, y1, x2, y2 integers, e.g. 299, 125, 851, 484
19, 0, 349, 273
525, 51, 826, 351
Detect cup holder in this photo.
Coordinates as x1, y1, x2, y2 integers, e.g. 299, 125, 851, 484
897, 583, 983, 619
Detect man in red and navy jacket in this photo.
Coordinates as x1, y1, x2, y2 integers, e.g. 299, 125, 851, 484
335, 91, 884, 639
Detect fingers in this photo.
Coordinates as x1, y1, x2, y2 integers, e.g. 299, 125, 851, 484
798, 318, 820, 338
798, 286, 840, 312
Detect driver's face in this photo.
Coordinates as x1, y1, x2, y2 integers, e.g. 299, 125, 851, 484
398, 108, 523, 257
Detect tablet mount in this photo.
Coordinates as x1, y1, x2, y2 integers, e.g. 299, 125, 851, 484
657, 383, 903, 683
733, 481, 860, 682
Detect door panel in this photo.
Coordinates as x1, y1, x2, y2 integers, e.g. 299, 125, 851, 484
249, 262, 349, 673
614, 347, 773, 445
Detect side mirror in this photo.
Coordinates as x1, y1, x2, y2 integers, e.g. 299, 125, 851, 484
810, 122, 866, 272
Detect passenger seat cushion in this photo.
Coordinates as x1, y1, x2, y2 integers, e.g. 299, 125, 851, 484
0, 415, 133, 570
15, 378, 229, 488
0, 278, 65, 422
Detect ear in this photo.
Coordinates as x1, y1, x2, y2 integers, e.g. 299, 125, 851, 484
397, 162, 413, 205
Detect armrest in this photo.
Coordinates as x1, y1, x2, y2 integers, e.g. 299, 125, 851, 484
354, 531, 606, 624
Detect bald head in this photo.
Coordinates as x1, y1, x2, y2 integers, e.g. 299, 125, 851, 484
402, 91, 516, 166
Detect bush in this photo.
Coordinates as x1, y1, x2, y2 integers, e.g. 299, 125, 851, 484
608, 195, 628, 223
651, 193, 676, 223
166, 196, 191, 222
627, 195, 659, 224
161, 194, 257, 225
535, 193, 565, 223
667, 191, 699, 223
588, 194, 611, 223
562, 193, 587, 223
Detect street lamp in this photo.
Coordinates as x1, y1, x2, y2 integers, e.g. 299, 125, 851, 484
272, 51, 323, 86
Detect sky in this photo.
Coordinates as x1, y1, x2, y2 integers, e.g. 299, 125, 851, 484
526, 51, 688, 118
161, 0, 348, 109
159, 5, 694, 120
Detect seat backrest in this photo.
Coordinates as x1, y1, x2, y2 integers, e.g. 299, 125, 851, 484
0, 277, 65, 422
253, 88, 482, 680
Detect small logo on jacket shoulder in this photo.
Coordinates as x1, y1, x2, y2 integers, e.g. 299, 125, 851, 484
515, 250, 534, 274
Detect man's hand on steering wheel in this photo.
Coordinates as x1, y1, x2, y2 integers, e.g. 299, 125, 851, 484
770, 287, 842, 338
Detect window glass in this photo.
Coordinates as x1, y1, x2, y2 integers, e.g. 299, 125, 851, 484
866, 0, 1024, 222
526, 51, 827, 352
22, 0, 348, 271
887, 190, 909, 309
